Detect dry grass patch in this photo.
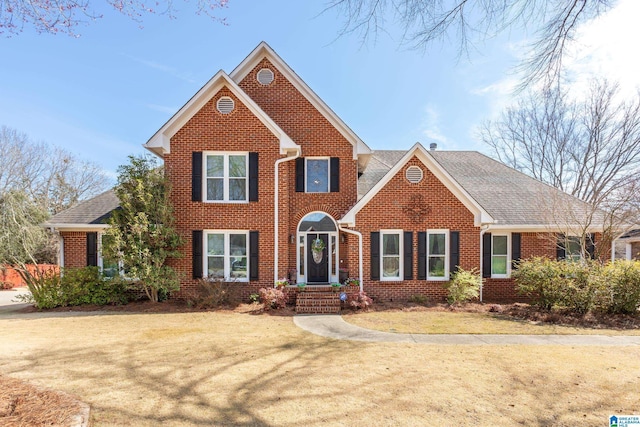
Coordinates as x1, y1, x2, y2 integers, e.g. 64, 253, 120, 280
0, 311, 638, 426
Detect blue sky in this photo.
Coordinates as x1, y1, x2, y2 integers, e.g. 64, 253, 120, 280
0, 0, 637, 180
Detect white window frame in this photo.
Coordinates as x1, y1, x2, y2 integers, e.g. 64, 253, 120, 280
97, 232, 125, 278
426, 229, 449, 281
203, 152, 249, 203
380, 229, 403, 281
204, 230, 250, 282
491, 233, 511, 279
565, 236, 583, 262
305, 157, 330, 193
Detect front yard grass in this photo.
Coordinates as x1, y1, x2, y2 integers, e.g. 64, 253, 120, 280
343, 310, 640, 335
1, 310, 639, 426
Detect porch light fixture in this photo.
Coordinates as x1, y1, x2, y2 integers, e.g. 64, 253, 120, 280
290, 234, 295, 244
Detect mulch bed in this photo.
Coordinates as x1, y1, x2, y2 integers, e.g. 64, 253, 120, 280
0, 375, 86, 427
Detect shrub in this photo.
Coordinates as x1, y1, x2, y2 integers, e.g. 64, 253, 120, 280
189, 277, 239, 308
600, 261, 640, 314
513, 257, 567, 310
259, 287, 287, 310
346, 291, 373, 310
443, 267, 481, 305
557, 260, 602, 314
408, 294, 429, 305
15, 267, 61, 309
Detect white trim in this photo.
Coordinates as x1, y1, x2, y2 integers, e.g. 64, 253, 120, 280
340, 143, 494, 227
274, 152, 300, 283
380, 229, 403, 281
229, 42, 371, 161
296, 212, 339, 283
305, 157, 330, 193
339, 226, 363, 292
144, 70, 300, 157
488, 224, 605, 232
426, 229, 449, 281
45, 224, 110, 232
490, 233, 511, 279
203, 230, 250, 282
58, 234, 64, 268
202, 152, 249, 203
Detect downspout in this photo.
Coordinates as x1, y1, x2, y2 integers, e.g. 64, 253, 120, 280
338, 226, 363, 292
274, 151, 300, 285
479, 224, 491, 302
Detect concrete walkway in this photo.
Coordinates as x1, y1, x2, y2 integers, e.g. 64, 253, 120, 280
0, 287, 32, 315
294, 314, 640, 346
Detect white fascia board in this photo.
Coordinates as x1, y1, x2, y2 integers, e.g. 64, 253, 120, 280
341, 143, 494, 227
143, 69, 299, 157
229, 41, 371, 160
44, 223, 110, 232
488, 224, 606, 233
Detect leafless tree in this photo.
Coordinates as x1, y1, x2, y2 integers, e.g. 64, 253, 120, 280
327, 0, 613, 88
0, 125, 110, 215
480, 79, 640, 256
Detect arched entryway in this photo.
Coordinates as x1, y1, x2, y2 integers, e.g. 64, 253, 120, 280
297, 212, 339, 284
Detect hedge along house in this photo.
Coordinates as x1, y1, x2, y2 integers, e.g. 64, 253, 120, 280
45, 42, 610, 303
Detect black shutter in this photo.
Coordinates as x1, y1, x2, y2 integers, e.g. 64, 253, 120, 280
192, 152, 203, 202
418, 232, 427, 280
86, 232, 98, 267
449, 231, 460, 276
249, 231, 259, 281
482, 233, 491, 278
511, 233, 521, 269
249, 152, 259, 202
370, 232, 380, 280
403, 231, 413, 280
295, 157, 305, 192
587, 233, 595, 259
556, 234, 566, 260
192, 230, 203, 279
330, 157, 340, 192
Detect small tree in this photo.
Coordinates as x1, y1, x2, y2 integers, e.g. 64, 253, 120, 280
104, 155, 183, 302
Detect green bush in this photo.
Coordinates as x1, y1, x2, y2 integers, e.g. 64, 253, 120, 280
513, 257, 567, 310
189, 277, 239, 308
600, 261, 640, 314
443, 267, 481, 304
16, 266, 130, 309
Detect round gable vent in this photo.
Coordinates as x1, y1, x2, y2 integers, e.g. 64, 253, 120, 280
257, 68, 274, 85
216, 96, 235, 114
405, 166, 424, 183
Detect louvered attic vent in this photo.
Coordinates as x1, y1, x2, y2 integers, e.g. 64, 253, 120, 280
405, 166, 424, 183
257, 68, 274, 85
216, 96, 235, 114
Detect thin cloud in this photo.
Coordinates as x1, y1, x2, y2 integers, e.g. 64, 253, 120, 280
420, 104, 451, 147
123, 54, 197, 83
146, 103, 178, 114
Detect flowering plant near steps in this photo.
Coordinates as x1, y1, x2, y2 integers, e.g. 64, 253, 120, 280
296, 282, 306, 289
344, 278, 360, 286
346, 291, 373, 310
275, 278, 289, 287
258, 287, 287, 310
330, 282, 341, 288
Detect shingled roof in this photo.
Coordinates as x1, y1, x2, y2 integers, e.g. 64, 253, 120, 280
359, 150, 602, 227
45, 190, 119, 227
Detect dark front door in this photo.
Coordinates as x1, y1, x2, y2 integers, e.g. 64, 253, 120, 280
307, 233, 329, 283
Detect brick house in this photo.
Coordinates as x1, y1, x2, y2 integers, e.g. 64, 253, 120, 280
45, 42, 607, 303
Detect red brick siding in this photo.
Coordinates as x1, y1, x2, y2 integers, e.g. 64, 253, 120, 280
61, 232, 87, 268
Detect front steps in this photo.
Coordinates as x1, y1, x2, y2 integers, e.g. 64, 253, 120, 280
295, 287, 341, 314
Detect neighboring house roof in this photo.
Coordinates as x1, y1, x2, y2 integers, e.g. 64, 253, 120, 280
355, 148, 604, 229
144, 69, 300, 157
620, 229, 640, 242
44, 190, 119, 230
229, 41, 372, 166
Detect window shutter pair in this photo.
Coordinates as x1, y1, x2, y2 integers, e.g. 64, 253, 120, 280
482, 232, 522, 278
87, 232, 98, 267
191, 152, 258, 202
295, 157, 340, 192
416, 231, 459, 279
192, 230, 259, 281
367, 231, 416, 280
556, 233, 595, 260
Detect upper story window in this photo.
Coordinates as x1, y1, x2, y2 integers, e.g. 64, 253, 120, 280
491, 234, 510, 277
295, 157, 340, 193
306, 158, 329, 193
381, 230, 402, 281
205, 153, 248, 202
427, 230, 448, 280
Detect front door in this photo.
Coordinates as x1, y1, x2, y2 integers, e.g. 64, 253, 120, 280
307, 233, 329, 283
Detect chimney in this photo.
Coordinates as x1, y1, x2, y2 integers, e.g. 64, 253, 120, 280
429, 142, 437, 151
